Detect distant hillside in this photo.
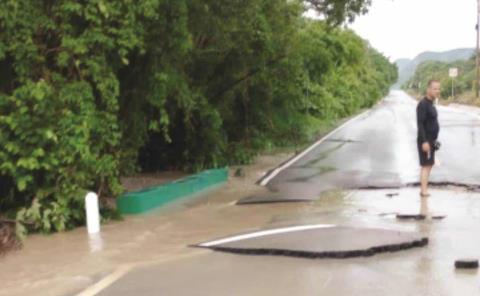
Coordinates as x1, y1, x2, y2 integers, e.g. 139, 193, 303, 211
393, 48, 475, 89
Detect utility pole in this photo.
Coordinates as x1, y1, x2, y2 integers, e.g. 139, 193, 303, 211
476, 0, 480, 98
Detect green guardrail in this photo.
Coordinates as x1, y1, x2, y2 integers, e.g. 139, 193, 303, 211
117, 168, 229, 214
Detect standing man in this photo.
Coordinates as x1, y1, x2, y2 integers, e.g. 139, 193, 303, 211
416, 80, 441, 197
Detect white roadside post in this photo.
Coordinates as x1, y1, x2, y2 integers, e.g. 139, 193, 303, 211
85, 192, 100, 234
449, 67, 458, 99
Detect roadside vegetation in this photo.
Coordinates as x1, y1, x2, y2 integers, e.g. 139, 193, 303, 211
403, 55, 480, 106
0, 0, 396, 237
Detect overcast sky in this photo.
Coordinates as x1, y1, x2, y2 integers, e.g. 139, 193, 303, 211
347, 0, 477, 61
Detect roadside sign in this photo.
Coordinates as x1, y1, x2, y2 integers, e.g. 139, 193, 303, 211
449, 68, 458, 78
449, 68, 458, 99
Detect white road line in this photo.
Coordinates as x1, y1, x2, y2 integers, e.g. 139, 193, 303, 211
75, 251, 214, 296
76, 265, 132, 296
198, 224, 336, 247
260, 110, 370, 186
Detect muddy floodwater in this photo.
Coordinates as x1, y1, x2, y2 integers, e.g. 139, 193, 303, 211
3, 165, 480, 296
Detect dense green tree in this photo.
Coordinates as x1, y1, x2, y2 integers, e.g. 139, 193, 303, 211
305, 0, 372, 25
0, 0, 396, 234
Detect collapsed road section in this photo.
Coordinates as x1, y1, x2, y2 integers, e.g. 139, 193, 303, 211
194, 225, 428, 259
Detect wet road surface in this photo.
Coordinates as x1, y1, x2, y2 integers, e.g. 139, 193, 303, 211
243, 91, 480, 204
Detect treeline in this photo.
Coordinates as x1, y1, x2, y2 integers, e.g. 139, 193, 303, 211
0, 0, 396, 233
403, 56, 476, 98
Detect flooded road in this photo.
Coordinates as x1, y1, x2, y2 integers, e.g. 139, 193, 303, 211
98, 188, 480, 296
0, 153, 301, 296
2, 91, 480, 295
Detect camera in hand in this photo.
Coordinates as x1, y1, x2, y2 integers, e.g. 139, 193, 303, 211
434, 140, 441, 151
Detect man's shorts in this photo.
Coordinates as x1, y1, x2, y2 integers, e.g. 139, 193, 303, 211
417, 140, 435, 166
